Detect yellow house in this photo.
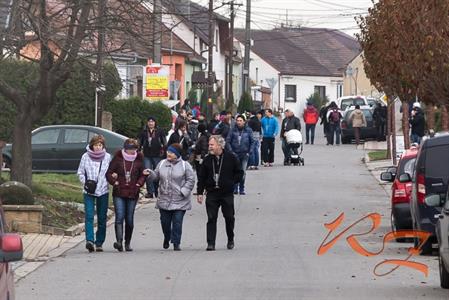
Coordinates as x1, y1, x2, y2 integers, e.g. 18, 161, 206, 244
343, 52, 379, 97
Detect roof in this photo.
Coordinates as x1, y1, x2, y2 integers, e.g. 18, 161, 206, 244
162, 0, 229, 45
234, 27, 361, 77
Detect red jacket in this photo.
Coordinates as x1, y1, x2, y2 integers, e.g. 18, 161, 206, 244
106, 150, 146, 199
303, 105, 319, 125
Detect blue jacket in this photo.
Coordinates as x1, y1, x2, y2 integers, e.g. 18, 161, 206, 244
226, 125, 254, 155
261, 116, 279, 138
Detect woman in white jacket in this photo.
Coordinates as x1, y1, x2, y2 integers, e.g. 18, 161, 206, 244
147, 143, 195, 251
77, 135, 111, 253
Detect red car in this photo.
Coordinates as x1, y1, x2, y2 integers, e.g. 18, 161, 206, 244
381, 147, 418, 235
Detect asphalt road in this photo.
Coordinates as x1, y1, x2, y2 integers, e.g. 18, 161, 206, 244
16, 129, 448, 299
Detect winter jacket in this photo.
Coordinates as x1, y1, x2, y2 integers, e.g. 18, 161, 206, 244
319, 106, 329, 125
212, 121, 230, 139
226, 125, 254, 156
326, 108, 343, 124
148, 157, 195, 211
349, 109, 367, 128
303, 105, 319, 125
197, 150, 243, 195
261, 116, 279, 138
280, 116, 301, 138
106, 150, 146, 199
167, 130, 193, 160
139, 127, 166, 158
208, 120, 219, 134
194, 132, 210, 158
247, 116, 261, 139
77, 147, 111, 197
410, 108, 425, 137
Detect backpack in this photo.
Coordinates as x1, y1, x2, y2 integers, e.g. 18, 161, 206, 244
329, 109, 340, 123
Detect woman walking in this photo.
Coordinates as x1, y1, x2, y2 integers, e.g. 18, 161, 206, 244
147, 143, 195, 251
106, 139, 147, 252
77, 135, 111, 253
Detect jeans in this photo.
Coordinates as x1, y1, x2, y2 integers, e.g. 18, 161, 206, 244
411, 133, 422, 145
281, 138, 291, 162
234, 153, 249, 192
159, 209, 186, 245
205, 192, 235, 245
84, 193, 109, 246
248, 139, 260, 167
261, 137, 275, 163
305, 124, 316, 144
113, 197, 138, 244
327, 123, 341, 145
144, 156, 161, 195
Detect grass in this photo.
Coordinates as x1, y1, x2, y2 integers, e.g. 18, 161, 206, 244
32, 173, 83, 204
368, 150, 389, 161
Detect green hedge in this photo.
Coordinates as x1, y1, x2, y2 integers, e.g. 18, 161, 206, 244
238, 92, 254, 113
106, 97, 172, 138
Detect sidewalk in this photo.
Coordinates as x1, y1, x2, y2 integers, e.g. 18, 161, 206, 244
12, 197, 154, 282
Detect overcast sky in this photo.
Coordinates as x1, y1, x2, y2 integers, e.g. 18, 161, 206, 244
192, 0, 376, 37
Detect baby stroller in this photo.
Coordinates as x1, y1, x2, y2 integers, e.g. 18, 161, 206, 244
285, 129, 305, 166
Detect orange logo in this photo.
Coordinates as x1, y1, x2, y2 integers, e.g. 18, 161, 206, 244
317, 213, 431, 277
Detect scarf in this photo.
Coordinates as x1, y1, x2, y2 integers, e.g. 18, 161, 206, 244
121, 149, 137, 162
87, 148, 106, 162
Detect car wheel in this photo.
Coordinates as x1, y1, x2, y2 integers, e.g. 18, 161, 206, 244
439, 253, 449, 289
391, 212, 407, 243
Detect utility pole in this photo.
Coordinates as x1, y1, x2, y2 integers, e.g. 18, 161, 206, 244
207, 0, 214, 120
95, 0, 106, 127
226, 0, 235, 109
153, 0, 162, 64
242, 0, 251, 94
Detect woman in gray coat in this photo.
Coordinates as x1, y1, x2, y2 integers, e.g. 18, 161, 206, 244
147, 143, 195, 251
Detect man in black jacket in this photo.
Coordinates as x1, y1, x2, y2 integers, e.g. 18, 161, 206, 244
409, 103, 425, 144
139, 116, 167, 198
197, 135, 243, 251
247, 110, 262, 170
280, 109, 301, 165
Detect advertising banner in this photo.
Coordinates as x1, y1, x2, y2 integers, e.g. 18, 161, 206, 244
145, 65, 170, 101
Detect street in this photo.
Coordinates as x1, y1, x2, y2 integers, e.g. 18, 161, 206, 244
15, 131, 447, 300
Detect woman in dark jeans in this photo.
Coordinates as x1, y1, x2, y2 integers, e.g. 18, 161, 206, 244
106, 138, 147, 252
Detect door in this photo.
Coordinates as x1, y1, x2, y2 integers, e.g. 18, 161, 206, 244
31, 128, 62, 171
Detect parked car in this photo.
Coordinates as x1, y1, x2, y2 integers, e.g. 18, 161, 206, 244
408, 133, 449, 254
340, 106, 380, 144
380, 147, 418, 239
2, 125, 128, 173
336, 96, 368, 111
424, 189, 449, 288
366, 97, 386, 108
0, 198, 24, 300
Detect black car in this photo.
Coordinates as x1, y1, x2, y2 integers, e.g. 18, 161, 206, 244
408, 133, 449, 254
340, 106, 379, 144
2, 125, 128, 173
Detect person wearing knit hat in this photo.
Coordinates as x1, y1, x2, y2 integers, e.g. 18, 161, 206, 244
77, 135, 111, 253
146, 143, 195, 251
139, 116, 167, 199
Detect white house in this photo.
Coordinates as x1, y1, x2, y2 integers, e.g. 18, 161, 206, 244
235, 27, 361, 117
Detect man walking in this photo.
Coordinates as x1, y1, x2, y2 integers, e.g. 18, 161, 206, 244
247, 110, 262, 170
226, 115, 254, 195
139, 116, 166, 198
326, 102, 343, 146
303, 102, 319, 145
197, 136, 243, 251
280, 109, 301, 165
260, 109, 279, 167
409, 102, 425, 144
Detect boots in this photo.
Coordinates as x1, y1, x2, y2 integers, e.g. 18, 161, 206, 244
124, 224, 134, 252
113, 224, 123, 252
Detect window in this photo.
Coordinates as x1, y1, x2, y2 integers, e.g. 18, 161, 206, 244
285, 85, 297, 102
32, 129, 60, 144
314, 86, 326, 99
215, 29, 219, 52
64, 129, 89, 144
337, 84, 343, 98
129, 84, 134, 97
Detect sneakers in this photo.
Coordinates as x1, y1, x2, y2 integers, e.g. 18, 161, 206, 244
206, 244, 215, 251
95, 245, 103, 252
227, 241, 234, 250
163, 239, 170, 249
86, 241, 95, 253
113, 241, 123, 252
239, 190, 246, 195
125, 243, 133, 252
233, 189, 238, 195
174, 244, 181, 251
268, 163, 274, 167
145, 193, 154, 199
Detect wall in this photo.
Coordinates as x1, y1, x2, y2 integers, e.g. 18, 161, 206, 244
162, 54, 186, 102
280, 75, 343, 117
343, 53, 379, 97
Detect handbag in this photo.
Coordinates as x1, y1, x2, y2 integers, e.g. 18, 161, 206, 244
84, 161, 102, 195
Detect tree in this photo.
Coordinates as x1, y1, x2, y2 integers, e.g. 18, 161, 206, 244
237, 92, 253, 113
0, 0, 158, 186
306, 93, 329, 110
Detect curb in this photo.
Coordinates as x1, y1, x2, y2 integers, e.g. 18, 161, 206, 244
13, 197, 156, 283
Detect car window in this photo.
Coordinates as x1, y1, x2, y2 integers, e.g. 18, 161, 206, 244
399, 158, 416, 176
425, 145, 449, 181
341, 100, 352, 110
362, 109, 373, 121
64, 129, 89, 144
32, 129, 60, 144
88, 131, 97, 141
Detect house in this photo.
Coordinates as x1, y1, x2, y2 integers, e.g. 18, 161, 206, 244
343, 52, 380, 97
235, 27, 361, 116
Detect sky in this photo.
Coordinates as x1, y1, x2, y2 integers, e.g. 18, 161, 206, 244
191, 0, 376, 37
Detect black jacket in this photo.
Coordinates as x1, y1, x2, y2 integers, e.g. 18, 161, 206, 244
139, 128, 166, 158
410, 109, 425, 137
167, 130, 193, 160
280, 116, 301, 138
194, 132, 210, 158
247, 116, 261, 133
197, 150, 243, 195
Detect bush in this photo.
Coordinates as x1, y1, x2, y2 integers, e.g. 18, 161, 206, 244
106, 97, 172, 138
238, 92, 254, 113
0, 181, 35, 205
306, 93, 329, 109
